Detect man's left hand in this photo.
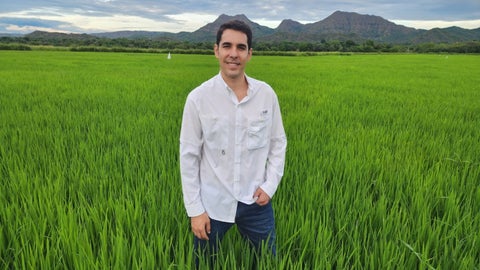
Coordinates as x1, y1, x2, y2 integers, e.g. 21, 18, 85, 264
253, 187, 271, 206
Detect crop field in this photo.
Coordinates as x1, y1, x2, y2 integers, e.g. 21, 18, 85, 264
1, 50, 479, 269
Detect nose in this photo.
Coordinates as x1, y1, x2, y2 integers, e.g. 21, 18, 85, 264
229, 47, 238, 57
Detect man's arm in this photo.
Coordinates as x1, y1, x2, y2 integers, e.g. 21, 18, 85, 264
179, 97, 208, 219
260, 94, 287, 198
180, 96, 212, 240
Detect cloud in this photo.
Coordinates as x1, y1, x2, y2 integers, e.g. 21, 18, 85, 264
165, 13, 219, 31
0, 16, 82, 33
0, 17, 61, 28
0, 7, 185, 33
0, 0, 479, 33
393, 19, 480, 30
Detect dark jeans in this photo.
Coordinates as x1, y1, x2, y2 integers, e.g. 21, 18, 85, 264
194, 201, 276, 267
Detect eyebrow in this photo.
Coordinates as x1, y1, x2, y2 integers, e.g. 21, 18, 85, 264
221, 42, 248, 49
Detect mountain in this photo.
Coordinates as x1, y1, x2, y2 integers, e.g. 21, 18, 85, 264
187, 14, 274, 42
92, 30, 176, 39
182, 11, 479, 44
302, 11, 419, 43
277, 19, 304, 33
0, 33, 23, 37
20, 11, 480, 44
412, 26, 480, 43
26, 31, 99, 41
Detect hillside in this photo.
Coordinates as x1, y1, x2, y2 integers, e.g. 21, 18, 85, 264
301, 11, 419, 43
20, 11, 480, 45
187, 14, 275, 42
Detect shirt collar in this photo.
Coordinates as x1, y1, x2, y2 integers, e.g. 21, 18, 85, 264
216, 72, 257, 96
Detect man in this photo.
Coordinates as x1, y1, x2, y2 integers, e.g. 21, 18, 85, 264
179, 20, 287, 265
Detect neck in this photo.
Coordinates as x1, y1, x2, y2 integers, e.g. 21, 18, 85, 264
221, 72, 247, 90
221, 72, 248, 102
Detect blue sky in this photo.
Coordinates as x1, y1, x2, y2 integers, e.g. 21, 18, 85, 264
1, 0, 479, 34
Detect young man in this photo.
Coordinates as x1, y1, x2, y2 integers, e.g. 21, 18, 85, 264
179, 20, 287, 264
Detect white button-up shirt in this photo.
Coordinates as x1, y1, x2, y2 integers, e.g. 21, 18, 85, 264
180, 73, 287, 222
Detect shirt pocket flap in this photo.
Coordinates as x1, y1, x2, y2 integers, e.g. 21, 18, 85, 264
247, 119, 268, 150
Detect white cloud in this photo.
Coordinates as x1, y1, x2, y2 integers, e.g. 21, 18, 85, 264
252, 19, 282, 28
0, 9, 202, 33
0, 1, 479, 33
393, 19, 480, 30
66, 14, 176, 32
165, 13, 219, 31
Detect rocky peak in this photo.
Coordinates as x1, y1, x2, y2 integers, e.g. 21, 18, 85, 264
277, 19, 304, 33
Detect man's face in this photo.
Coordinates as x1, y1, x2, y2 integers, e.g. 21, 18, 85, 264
214, 29, 252, 80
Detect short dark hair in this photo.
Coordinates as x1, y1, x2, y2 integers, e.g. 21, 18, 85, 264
216, 20, 253, 49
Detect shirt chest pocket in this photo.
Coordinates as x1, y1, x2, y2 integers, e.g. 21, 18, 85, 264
202, 116, 229, 149
247, 118, 269, 150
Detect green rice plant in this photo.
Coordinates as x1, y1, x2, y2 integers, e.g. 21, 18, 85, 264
1, 51, 479, 269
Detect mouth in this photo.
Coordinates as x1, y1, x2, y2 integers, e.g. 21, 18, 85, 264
226, 61, 240, 66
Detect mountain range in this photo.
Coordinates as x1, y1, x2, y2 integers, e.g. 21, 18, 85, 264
25, 11, 480, 44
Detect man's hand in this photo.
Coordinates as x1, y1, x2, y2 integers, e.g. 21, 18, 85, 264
191, 212, 211, 240
253, 187, 271, 206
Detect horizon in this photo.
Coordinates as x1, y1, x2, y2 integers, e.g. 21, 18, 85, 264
2, 12, 479, 36
1, 0, 479, 34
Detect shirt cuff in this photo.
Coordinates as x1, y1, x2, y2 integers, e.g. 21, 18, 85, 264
260, 180, 278, 199
185, 202, 206, 217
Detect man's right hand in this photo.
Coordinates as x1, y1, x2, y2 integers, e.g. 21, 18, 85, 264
191, 212, 211, 240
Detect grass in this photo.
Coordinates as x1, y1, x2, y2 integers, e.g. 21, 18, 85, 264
1, 51, 479, 269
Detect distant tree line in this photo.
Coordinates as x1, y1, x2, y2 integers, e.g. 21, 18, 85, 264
1, 36, 479, 54
257, 40, 480, 53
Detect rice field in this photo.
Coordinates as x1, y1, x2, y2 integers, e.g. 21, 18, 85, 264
1, 50, 479, 269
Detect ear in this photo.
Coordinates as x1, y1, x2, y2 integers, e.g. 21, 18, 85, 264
214, 44, 219, 58
247, 48, 253, 61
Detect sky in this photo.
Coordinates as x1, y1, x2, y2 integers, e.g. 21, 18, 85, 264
0, 0, 479, 34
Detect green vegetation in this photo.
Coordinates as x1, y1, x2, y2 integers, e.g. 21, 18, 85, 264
1, 51, 479, 269
2, 34, 480, 53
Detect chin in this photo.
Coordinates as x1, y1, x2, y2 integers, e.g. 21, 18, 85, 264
224, 69, 243, 78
